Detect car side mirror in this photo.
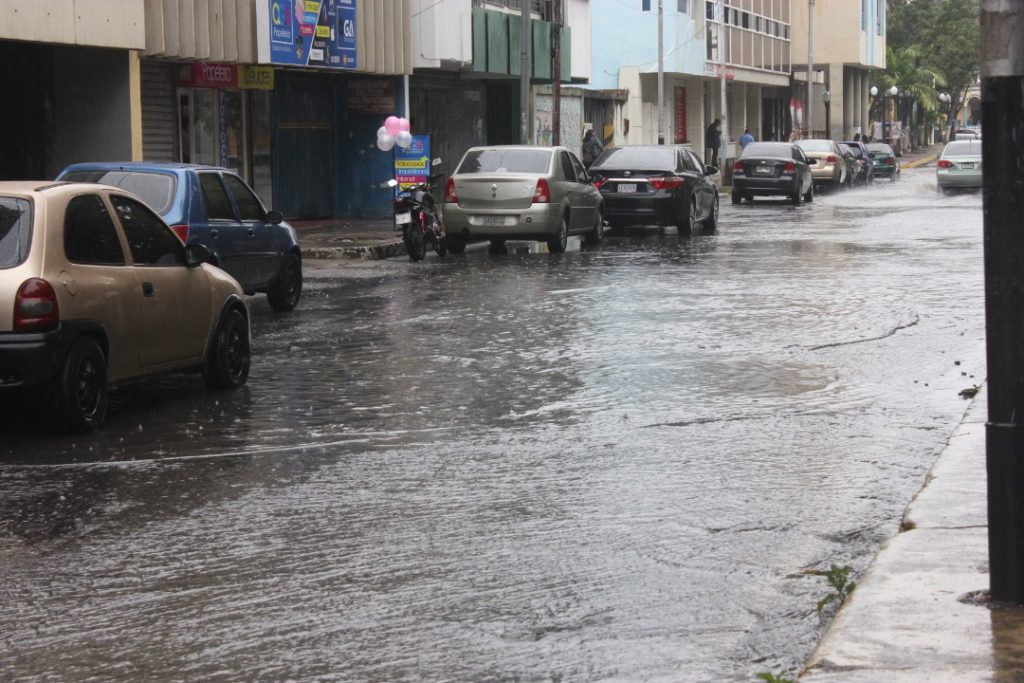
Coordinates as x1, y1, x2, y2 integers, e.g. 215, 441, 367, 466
703, 165, 718, 176
265, 210, 284, 225
184, 243, 210, 268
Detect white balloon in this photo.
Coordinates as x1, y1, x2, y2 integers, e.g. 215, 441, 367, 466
377, 126, 389, 138
376, 134, 395, 151
395, 131, 413, 149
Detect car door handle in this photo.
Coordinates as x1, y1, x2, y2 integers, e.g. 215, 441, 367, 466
210, 229, 219, 238
142, 282, 155, 297
247, 228, 256, 237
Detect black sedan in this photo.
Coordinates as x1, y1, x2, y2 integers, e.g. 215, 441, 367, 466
731, 142, 814, 205
588, 145, 719, 235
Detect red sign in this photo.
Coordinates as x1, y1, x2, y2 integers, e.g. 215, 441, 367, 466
189, 63, 239, 89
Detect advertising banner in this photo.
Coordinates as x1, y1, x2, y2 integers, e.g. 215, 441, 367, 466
394, 135, 431, 192
260, 0, 357, 70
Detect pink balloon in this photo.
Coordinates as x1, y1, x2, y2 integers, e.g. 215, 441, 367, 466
384, 116, 401, 136
398, 118, 411, 133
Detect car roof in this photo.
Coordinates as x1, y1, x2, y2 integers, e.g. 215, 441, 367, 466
61, 161, 229, 173
0, 180, 113, 196
465, 145, 565, 153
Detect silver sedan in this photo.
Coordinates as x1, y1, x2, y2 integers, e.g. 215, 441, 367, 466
936, 139, 982, 192
442, 146, 604, 254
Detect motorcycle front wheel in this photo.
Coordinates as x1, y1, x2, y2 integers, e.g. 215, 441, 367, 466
404, 224, 427, 262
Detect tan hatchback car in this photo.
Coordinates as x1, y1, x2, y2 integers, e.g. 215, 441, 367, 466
0, 181, 251, 433
442, 146, 604, 253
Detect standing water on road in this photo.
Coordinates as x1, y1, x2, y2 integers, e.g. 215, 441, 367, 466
1, 169, 986, 681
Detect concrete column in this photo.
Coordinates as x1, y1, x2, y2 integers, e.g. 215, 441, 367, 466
842, 68, 852, 138
862, 70, 871, 139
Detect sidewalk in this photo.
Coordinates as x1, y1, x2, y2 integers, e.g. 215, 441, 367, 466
799, 387, 1024, 682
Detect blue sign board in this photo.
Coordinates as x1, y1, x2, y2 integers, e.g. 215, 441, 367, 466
266, 0, 357, 69
394, 135, 431, 192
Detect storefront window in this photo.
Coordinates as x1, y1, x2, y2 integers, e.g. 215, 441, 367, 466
250, 91, 273, 209
192, 89, 218, 166
222, 90, 246, 177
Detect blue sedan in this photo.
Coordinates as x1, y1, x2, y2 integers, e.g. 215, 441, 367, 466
58, 162, 302, 311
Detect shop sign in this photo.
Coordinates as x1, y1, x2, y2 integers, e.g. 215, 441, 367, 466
394, 135, 431, 192
704, 63, 735, 80
258, 0, 357, 70
348, 79, 394, 114
190, 63, 239, 88
240, 66, 276, 90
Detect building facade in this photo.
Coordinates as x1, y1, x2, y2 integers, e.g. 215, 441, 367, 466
591, 0, 793, 165
790, 0, 885, 140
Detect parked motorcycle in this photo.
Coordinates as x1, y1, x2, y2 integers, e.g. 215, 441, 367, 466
390, 169, 446, 262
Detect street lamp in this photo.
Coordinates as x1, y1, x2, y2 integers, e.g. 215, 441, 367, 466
823, 91, 831, 140
887, 85, 898, 150
939, 92, 952, 141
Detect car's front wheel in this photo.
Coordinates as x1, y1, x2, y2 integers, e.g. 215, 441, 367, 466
203, 308, 251, 390
52, 336, 108, 433
267, 253, 302, 311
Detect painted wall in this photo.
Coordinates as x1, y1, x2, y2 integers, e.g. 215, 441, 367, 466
791, 0, 885, 70
411, 0, 473, 68
534, 91, 585, 156
590, 0, 704, 90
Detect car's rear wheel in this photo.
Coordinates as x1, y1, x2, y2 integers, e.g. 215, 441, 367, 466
703, 195, 719, 232
488, 239, 508, 255
803, 182, 814, 203
203, 309, 251, 390
676, 199, 697, 236
791, 187, 802, 205
267, 253, 302, 312
584, 208, 605, 245
547, 215, 569, 253
731, 191, 742, 205
446, 237, 467, 254
52, 336, 108, 433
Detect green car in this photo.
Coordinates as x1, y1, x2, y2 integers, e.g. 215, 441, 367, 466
866, 143, 900, 180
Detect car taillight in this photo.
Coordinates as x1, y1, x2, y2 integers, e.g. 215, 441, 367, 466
938, 160, 953, 168
443, 177, 459, 203
592, 176, 607, 189
170, 224, 189, 243
826, 154, 837, 164
733, 161, 745, 175
885, 156, 895, 165
648, 176, 685, 190
782, 162, 797, 174
533, 178, 551, 204
14, 278, 60, 332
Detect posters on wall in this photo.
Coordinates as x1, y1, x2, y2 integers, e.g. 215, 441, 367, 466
258, 0, 357, 69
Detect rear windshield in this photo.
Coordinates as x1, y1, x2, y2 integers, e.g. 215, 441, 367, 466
944, 141, 981, 156
60, 170, 177, 215
796, 140, 833, 153
740, 142, 793, 158
0, 197, 32, 269
590, 147, 677, 171
866, 144, 893, 154
457, 149, 552, 175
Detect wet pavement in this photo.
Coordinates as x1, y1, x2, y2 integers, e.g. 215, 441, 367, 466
0, 166, 987, 682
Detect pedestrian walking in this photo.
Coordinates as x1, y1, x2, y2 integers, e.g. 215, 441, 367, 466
706, 118, 722, 167
738, 128, 754, 150
582, 129, 604, 168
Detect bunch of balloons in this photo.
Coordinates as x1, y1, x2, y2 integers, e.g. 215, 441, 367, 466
377, 116, 412, 151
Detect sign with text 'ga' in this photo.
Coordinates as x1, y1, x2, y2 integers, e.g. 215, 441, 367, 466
257, 0, 357, 70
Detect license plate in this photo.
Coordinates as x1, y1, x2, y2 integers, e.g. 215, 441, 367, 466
960, 162, 975, 169
618, 183, 637, 193
756, 165, 772, 175
395, 211, 412, 225
482, 215, 506, 226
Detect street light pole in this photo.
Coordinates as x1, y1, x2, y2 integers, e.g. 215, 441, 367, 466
806, 0, 814, 138
823, 91, 831, 140
657, 0, 664, 145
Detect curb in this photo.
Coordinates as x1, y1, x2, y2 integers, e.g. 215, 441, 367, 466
900, 152, 939, 169
302, 240, 405, 260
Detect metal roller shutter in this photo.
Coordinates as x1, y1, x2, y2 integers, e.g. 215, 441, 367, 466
141, 60, 178, 162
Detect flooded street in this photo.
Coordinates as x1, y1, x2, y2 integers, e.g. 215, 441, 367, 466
0, 168, 986, 681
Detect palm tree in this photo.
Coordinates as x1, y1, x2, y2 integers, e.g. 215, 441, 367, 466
872, 46, 946, 147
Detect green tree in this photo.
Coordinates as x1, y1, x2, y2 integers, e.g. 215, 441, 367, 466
886, 0, 980, 121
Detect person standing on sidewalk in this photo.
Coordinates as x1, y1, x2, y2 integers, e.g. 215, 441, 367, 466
706, 119, 722, 167
582, 129, 604, 169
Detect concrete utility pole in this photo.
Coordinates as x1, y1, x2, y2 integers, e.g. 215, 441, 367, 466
657, 0, 664, 145
982, 0, 1024, 605
553, 0, 562, 146
806, 0, 814, 138
520, 1, 531, 145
